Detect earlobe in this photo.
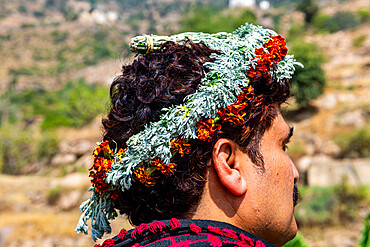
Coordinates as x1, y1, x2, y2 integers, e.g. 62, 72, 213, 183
212, 139, 247, 196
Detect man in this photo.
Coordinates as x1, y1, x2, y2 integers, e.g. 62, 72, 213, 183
193, 105, 299, 246
76, 23, 301, 247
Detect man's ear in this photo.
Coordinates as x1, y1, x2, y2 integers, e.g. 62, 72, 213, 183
212, 138, 247, 196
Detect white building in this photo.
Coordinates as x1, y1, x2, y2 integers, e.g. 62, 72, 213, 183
229, 0, 256, 8
259, 0, 270, 10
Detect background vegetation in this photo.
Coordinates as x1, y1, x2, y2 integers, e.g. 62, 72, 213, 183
181, 4, 257, 33
289, 41, 326, 107
0, 79, 109, 129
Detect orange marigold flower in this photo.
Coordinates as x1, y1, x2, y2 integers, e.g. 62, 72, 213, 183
93, 140, 113, 158
89, 170, 110, 194
170, 138, 191, 157
219, 103, 248, 127
91, 156, 113, 172
89, 141, 114, 194
151, 157, 164, 168
117, 148, 125, 155
150, 157, 177, 175
237, 86, 255, 102
134, 166, 158, 187
219, 85, 254, 128
134, 158, 177, 186
263, 35, 287, 63
89, 156, 112, 193
247, 35, 288, 79
196, 118, 221, 142
157, 162, 177, 175
247, 62, 270, 78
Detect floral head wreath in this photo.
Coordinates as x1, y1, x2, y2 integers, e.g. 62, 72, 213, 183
76, 23, 303, 241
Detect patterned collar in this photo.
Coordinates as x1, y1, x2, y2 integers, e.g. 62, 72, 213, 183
95, 219, 276, 247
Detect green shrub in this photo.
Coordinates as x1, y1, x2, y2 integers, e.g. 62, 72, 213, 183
312, 13, 335, 33
63, 7, 79, 21
263, 12, 283, 31
73, 30, 118, 66
47, 185, 63, 205
157, 2, 182, 17
0, 125, 60, 174
353, 35, 367, 48
335, 127, 370, 158
0, 126, 35, 174
56, 47, 67, 62
332, 11, 361, 30
127, 11, 145, 25
360, 212, 370, 247
33, 10, 45, 18
93, 30, 109, 41
288, 23, 307, 41
51, 30, 69, 43
21, 23, 36, 28
0, 34, 11, 41
92, 42, 113, 59
313, 11, 361, 33
9, 66, 43, 76
295, 184, 369, 226
289, 41, 326, 107
148, 20, 157, 34
180, 4, 257, 33
295, 186, 337, 226
33, 49, 52, 61
335, 178, 369, 222
39, 79, 109, 129
47, 27, 128, 71
0, 78, 109, 130
18, 4, 28, 13
37, 132, 59, 161
296, 0, 319, 24
358, 9, 370, 23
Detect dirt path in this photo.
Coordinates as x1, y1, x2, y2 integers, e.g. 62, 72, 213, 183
0, 174, 367, 247
0, 174, 131, 246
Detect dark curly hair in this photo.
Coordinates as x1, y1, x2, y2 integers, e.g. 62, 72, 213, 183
102, 40, 290, 226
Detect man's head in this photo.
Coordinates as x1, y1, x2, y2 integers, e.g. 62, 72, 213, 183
76, 24, 301, 245
197, 105, 299, 246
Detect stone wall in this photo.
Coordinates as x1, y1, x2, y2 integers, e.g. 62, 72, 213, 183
305, 156, 370, 186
